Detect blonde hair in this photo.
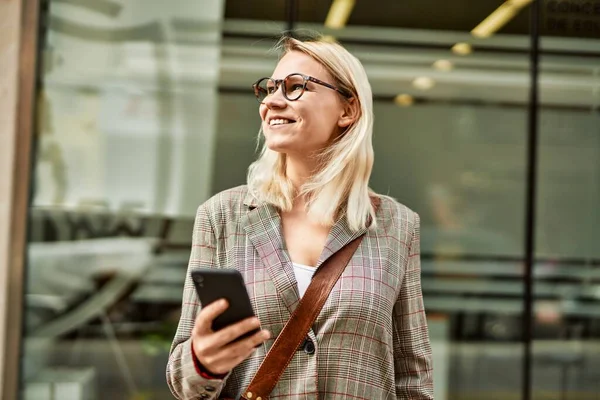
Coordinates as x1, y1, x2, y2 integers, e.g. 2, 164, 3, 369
247, 34, 376, 231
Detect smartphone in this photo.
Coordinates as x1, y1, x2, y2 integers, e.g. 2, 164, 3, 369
190, 268, 260, 344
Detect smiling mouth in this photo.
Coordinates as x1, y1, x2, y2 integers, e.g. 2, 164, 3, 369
269, 118, 296, 126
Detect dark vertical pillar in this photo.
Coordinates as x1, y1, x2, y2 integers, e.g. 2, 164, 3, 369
523, 1, 541, 399
285, 0, 298, 35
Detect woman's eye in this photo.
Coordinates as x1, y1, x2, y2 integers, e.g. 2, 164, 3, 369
290, 84, 304, 91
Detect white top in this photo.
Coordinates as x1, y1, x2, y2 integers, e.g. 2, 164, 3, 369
292, 262, 316, 298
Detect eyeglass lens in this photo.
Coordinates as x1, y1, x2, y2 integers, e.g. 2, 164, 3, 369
256, 74, 305, 102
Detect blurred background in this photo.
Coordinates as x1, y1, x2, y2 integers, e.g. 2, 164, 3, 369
4, 0, 600, 399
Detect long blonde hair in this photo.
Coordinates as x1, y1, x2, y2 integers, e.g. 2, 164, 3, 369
247, 34, 376, 231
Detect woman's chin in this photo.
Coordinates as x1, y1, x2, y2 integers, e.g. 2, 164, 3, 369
265, 139, 294, 153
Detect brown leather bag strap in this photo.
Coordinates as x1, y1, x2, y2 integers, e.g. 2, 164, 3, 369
240, 197, 379, 400
240, 236, 363, 400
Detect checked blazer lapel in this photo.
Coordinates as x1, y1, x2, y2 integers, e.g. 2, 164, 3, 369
315, 214, 368, 269
241, 193, 299, 316
316, 197, 379, 269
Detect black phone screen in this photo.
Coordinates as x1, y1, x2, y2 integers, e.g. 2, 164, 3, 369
190, 268, 260, 343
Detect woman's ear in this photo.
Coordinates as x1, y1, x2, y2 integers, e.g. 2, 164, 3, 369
338, 97, 360, 128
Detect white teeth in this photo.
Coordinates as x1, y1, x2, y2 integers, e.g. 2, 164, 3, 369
269, 118, 293, 126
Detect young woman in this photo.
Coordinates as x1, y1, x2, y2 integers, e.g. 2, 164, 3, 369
167, 34, 434, 399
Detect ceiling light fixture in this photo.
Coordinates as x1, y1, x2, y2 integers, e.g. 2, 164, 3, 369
413, 77, 435, 90
433, 59, 454, 71
325, 0, 356, 29
452, 42, 473, 55
394, 94, 414, 107
471, 0, 534, 38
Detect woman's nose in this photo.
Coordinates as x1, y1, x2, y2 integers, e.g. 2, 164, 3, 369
263, 87, 287, 109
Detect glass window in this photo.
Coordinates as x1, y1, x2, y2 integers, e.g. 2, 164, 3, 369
23, 1, 281, 399
532, 3, 600, 398
293, 3, 536, 399
20, 0, 600, 399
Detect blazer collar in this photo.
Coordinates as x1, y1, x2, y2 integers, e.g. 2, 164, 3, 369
241, 200, 298, 315
316, 213, 368, 268
243, 190, 262, 209
241, 191, 379, 315
317, 196, 380, 268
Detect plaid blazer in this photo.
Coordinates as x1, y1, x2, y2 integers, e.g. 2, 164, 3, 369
166, 186, 434, 399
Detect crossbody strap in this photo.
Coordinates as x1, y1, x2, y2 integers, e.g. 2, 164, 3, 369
240, 198, 380, 400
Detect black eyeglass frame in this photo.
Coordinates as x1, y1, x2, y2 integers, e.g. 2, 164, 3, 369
252, 73, 352, 103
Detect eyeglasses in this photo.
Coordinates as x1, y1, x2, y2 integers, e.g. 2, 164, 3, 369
252, 73, 351, 103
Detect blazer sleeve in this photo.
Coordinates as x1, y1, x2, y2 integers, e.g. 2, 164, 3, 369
392, 212, 435, 399
166, 204, 231, 400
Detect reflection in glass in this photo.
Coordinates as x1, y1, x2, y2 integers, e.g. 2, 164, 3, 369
24, 0, 225, 399
21, 0, 600, 399
532, 18, 600, 399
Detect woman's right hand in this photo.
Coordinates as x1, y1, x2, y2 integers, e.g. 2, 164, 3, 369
191, 299, 271, 376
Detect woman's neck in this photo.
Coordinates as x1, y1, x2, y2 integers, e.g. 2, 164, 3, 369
285, 155, 318, 210
285, 155, 316, 189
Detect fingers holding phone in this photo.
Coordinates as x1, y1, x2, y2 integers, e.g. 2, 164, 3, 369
192, 302, 270, 375
189, 269, 271, 375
